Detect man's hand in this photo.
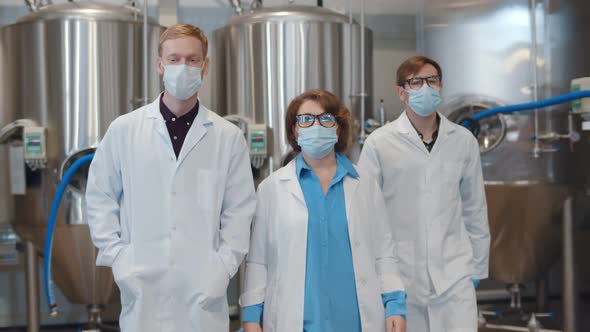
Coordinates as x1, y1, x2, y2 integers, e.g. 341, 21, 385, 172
243, 322, 263, 332
386, 315, 406, 332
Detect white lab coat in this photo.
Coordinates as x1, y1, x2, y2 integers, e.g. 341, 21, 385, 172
240, 159, 405, 332
86, 96, 256, 331
358, 111, 490, 305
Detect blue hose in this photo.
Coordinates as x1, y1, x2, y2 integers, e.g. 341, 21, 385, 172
470, 90, 590, 122
43, 153, 94, 316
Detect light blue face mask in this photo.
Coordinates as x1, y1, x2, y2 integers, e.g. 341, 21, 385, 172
163, 64, 202, 100
297, 125, 338, 159
406, 84, 442, 117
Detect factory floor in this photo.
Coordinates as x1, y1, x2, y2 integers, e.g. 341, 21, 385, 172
0, 298, 588, 331
478, 295, 590, 332
0, 320, 242, 331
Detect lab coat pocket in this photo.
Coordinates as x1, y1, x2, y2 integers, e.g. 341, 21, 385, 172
195, 169, 220, 212
205, 253, 231, 299
112, 245, 139, 305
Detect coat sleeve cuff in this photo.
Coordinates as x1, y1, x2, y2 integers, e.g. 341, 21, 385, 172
382, 291, 407, 320
472, 279, 481, 288
239, 286, 266, 307
95, 242, 125, 267
242, 303, 264, 323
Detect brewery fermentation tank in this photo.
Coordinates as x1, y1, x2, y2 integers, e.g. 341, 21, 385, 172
214, 5, 373, 175
0, 1, 163, 306
420, 0, 590, 283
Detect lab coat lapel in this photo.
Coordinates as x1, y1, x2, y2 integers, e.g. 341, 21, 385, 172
278, 160, 307, 208
145, 96, 174, 152
430, 114, 457, 155
177, 103, 211, 166
396, 111, 430, 156
343, 175, 359, 220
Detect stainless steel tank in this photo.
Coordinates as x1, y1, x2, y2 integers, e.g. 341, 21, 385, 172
0, 1, 163, 305
419, 0, 590, 284
0, 133, 14, 229
214, 5, 372, 175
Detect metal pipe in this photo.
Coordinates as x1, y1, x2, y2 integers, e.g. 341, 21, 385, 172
563, 197, 577, 332
348, 0, 354, 116
484, 324, 561, 332
359, 0, 366, 142
251, 0, 262, 10
87, 304, 104, 326
158, 0, 178, 27
536, 278, 547, 311
530, 0, 541, 158
509, 283, 522, 309
24, 0, 37, 12
25, 240, 40, 332
415, 0, 425, 54
379, 99, 385, 126
229, 0, 242, 15
143, 0, 149, 106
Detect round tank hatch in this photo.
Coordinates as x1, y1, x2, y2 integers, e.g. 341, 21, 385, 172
225, 5, 355, 25
447, 102, 506, 154
16, 2, 157, 24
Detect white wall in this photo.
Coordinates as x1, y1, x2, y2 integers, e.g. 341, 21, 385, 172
366, 14, 417, 121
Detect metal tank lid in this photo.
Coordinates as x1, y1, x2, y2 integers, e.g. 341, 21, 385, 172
16, 1, 158, 24
225, 5, 356, 25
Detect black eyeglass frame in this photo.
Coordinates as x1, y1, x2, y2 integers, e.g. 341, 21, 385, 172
295, 113, 337, 128
404, 75, 442, 90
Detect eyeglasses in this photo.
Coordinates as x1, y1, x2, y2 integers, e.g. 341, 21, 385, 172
295, 113, 337, 128
405, 75, 442, 90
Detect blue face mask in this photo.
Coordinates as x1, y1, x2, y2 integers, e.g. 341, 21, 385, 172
297, 125, 338, 159
163, 64, 202, 100
406, 84, 442, 117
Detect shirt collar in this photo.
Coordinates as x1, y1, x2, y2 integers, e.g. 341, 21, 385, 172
296, 152, 359, 180
159, 94, 200, 123
336, 152, 359, 178
409, 113, 440, 143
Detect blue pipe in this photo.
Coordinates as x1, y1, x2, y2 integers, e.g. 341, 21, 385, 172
44, 153, 94, 315
471, 90, 590, 121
